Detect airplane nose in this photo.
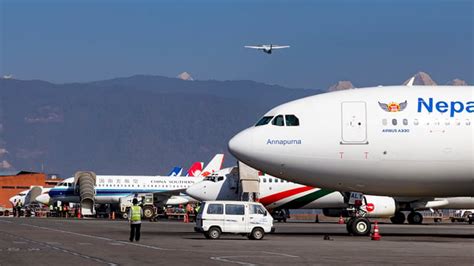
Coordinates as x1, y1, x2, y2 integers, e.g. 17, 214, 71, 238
36, 194, 50, 205
228, 128, 255, 163
186, 184, 207, 201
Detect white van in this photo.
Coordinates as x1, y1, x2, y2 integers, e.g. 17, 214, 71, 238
195, 201, 274, 240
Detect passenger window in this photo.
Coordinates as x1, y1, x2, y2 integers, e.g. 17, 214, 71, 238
250, 204, 266, 215
269, 178, 272, 183
262, 178, 266, 183
403, 119, 408, 126
392, 119, 397, 126
207, 204, 223, 215
271, 115, 285, 126
382, 119, 387, 126
414, 119, 419, 126
466, 119, 471, 126
285, 115, 300, 126
225, 204, 245, 215
255, 116, 274, 126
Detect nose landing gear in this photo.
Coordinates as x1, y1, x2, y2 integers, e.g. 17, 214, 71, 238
346, 217, 371, 236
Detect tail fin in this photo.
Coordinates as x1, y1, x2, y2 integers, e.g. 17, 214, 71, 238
187, 162, 204, 177
200, 154, 225, 177
168, 166, 183, 176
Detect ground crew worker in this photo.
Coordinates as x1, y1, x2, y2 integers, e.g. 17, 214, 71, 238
15, 201, 22, 217
128, 198, 143, 242
195, 203, 201, 214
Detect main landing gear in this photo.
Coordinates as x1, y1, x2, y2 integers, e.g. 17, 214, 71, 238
390, 211, 406, 224
407, 211, 423, 224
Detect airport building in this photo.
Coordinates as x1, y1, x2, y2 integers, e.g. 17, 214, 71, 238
0, 171, 62, 209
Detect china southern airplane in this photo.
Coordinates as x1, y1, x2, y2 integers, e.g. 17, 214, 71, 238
244, 44, 290, 54
228, 85, 473, 233
42, 154, 224, 215
186, 166, 474, 235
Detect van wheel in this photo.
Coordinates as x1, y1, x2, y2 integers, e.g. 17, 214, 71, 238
142, 206, 154, 219
121, 212, 129, 219
249, 228, 265, 240
206, 227, 221, 240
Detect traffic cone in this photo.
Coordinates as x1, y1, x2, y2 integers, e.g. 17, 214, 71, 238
77, 210, 81, 219
112, 211, 115, 220
371, 221, 381, 240
338, 215, 345, 224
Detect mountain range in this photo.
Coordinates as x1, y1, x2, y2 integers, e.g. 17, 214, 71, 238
0, 72, 468, 176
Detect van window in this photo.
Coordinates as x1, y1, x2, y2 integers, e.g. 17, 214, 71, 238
285, 115, 300, 126
217, 176, 224, 182
250, 204, 266, 215
271, 115, 285, 126
225, 204, 245, 215
255, 116, 274, 126
207, 204, 223, 214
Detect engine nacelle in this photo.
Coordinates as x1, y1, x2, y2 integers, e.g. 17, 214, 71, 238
362, 195, 397, 217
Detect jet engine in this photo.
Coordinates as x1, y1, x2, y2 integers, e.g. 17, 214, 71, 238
362, 195, 397, 217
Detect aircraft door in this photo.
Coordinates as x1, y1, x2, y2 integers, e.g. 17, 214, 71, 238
341, 102, 368, 144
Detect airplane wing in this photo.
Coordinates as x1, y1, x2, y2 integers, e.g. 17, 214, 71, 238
271, 45, 290, 49
244, 45, 265, 49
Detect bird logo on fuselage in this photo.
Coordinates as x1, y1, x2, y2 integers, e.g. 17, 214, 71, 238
378, 100, 407, 112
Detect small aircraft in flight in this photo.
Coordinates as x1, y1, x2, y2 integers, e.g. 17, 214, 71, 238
244, 44, 290, 54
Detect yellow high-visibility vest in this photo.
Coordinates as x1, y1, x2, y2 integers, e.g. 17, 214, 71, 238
131, 205, 141, 222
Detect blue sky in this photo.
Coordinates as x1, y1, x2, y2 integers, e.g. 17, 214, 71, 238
1, 0, 472, 89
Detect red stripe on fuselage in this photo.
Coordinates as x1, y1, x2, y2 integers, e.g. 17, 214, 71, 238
259, 186, 314, 206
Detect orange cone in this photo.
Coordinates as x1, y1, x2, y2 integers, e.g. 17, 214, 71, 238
112, 211, 115, 220
371, 221, 381, 240
338, 215, 345, 224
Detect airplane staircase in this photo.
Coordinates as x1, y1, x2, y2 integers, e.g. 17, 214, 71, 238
74, 171, 96, 215
25, 186, 43, 206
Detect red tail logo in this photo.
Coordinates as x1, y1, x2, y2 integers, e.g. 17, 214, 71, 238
187, 162, 203, 177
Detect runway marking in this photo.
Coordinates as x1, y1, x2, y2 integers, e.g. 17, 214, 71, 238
0, 220, 169, 251
210, 251, 299, 266
261, 251, 299, 258
0, 231, 117, 266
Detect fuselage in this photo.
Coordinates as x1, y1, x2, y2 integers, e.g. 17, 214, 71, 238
229, 86, 474, 197
48, 175, 202, 204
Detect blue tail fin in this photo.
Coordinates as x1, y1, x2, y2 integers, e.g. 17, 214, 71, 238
168, 166, 183, 176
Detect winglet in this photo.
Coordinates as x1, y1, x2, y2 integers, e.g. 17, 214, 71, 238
406, 76, 415, 87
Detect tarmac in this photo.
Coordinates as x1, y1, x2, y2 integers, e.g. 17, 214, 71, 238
0, 217, 473, 265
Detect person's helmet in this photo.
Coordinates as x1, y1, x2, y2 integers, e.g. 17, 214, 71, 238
132, 198, 138, 205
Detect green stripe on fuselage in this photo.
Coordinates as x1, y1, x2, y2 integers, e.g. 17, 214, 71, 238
277, 189, 334, 209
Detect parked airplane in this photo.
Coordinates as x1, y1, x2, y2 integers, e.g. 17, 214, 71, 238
36, 161, 205, 206
42, 154, 224, 215
244, 44, 290, 54
228, 85, 473, 233
9, 189, 29, 207
186, 167, 474, 234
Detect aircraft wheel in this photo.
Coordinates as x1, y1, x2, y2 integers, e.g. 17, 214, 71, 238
407, 212, 423, 224
121, 212, 129, 219
346, 217, 355, 233
390, 212, 406, 224
348, 217, 371, 236
142, 206, 155, 219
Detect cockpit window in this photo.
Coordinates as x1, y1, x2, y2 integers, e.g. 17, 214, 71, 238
255, 116, 274, 126
271, 115, 284, 126
285, 115, 300, 126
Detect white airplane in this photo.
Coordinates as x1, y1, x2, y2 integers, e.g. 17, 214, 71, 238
40, 154, 224, 215
244, 44, 290, 54
228, 85, 473, 233
186, 167, 474, 234
9, 189, 30, 207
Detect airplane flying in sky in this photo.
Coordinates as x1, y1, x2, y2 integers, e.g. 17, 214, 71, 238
244, 44, 290, 54
186, 166, 474, 234
228, 85, 473, 233
41, 154, 224, 215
